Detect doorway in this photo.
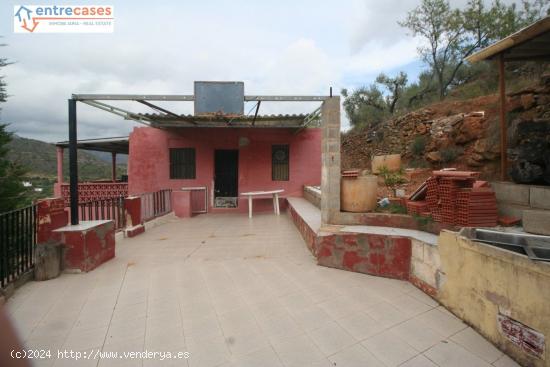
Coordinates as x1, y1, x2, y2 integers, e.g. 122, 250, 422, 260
214, 149, 239, 208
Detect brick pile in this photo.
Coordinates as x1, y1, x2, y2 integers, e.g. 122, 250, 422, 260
456, 188, 498, 227
407, 170, 497, 227
406, 200, 429, 216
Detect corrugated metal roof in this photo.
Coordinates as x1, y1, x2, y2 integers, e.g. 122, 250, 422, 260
467, 16, 550, 62
142, 113, 312, 128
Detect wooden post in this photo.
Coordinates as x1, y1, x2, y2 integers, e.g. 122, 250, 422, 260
111, 152, 117, 182
68, 99, 79, 225
56, 147, 64, 185
498, 53, 507, 181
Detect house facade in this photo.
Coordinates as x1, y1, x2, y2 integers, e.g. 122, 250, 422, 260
127, 125, 321, 213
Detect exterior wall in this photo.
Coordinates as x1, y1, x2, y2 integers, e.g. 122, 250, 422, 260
437, 230, 550, 367
316, 233, 412, 280
288, 203, 317, 253
55, 220, 115, 273
172, 191, 192, 218
128, 127, 321, 213
410, 239, 441, 297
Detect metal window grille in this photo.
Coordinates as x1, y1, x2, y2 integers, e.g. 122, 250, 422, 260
272, 145, 289, 181
170, 148, 196, 179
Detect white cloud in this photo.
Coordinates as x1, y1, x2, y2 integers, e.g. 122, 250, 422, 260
2, 0, 516, 141
346, 38, 420, 76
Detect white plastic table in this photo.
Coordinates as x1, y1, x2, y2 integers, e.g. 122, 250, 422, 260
240, 190, 284, 218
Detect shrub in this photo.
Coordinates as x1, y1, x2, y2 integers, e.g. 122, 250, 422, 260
440, 146, 464, 163
378, 166, 407, 197
409, 158, 430, 168
410, 135, 427, 156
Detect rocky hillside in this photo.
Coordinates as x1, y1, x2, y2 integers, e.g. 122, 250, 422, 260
342, 75, 550, 183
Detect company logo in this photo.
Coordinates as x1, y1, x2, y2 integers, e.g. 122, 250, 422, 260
14, 5, 114, 33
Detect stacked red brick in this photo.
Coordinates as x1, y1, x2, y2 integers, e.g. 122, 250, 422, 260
437, 173, 477, 225
425, 177, 441, 221
406, 200, 428, 216
456, 188, 498, 227
407, 170, 497, 227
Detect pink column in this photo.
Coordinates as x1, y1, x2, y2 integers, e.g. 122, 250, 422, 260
111, 152, 117, 182
56, 147, 64, 184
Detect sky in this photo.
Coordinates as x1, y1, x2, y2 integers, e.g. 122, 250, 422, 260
0, 0, 505, 142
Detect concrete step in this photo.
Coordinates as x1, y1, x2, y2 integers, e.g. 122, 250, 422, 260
497, 203, 532, 219
530, 186, 550, 210
492, 181, 550, 210
523, 210, 550, 236
286, 197, 321, 233
492, 181, 530, 206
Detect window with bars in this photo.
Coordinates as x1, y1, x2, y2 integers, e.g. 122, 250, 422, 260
170, 148, 196, 179
272, 145, 289, 181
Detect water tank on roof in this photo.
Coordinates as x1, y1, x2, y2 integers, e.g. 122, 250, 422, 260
194, 81, 244, 115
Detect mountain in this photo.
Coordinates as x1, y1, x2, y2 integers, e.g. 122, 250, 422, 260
6, 135, 127, 181
86, 150, 128, 164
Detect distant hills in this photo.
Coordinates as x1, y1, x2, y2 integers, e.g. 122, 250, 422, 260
7, 135, 127, 181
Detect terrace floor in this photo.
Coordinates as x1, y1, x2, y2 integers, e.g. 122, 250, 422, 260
6, 213, 519, 367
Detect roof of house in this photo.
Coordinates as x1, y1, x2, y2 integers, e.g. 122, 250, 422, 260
142, 113, 313, 128
56, 136, 129, 154
466, 16, 550, 63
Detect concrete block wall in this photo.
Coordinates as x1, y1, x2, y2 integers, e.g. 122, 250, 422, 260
492, 181, 550, 235
410, 239, 442, 297
320, 97, 341, 225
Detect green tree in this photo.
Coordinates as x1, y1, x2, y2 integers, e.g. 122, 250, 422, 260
400, 0, 549, 100
375, 72, 408, 114
341, 71, 409, 128
341, 84, 387, 128
0, 40, 27, 212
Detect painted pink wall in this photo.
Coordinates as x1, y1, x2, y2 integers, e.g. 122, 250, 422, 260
128, 127, 321, 213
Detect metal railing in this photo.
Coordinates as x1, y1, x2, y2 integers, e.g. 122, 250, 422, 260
140, 189, 172, 222
0, 205, 37, 288
78, 196, 127, 231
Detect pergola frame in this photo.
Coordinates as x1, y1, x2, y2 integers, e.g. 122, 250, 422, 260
67, 93, 334, 225
466, 16, 550, 181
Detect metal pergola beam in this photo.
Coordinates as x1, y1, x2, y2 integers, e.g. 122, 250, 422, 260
251, 101, 261, 126
137, 100, 181, 118
245, 95, 329, 102
73, 94, 195, 101
80, 100, 155, 126
294, 106, 322, 134
72, 94, 330, 102
67, 91, 332, 225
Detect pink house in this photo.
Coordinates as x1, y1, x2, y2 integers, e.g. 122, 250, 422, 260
128, 125, 321, 214
56, 82, 326, 219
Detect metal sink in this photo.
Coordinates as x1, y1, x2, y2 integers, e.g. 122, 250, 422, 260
471, 228, 550, 262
